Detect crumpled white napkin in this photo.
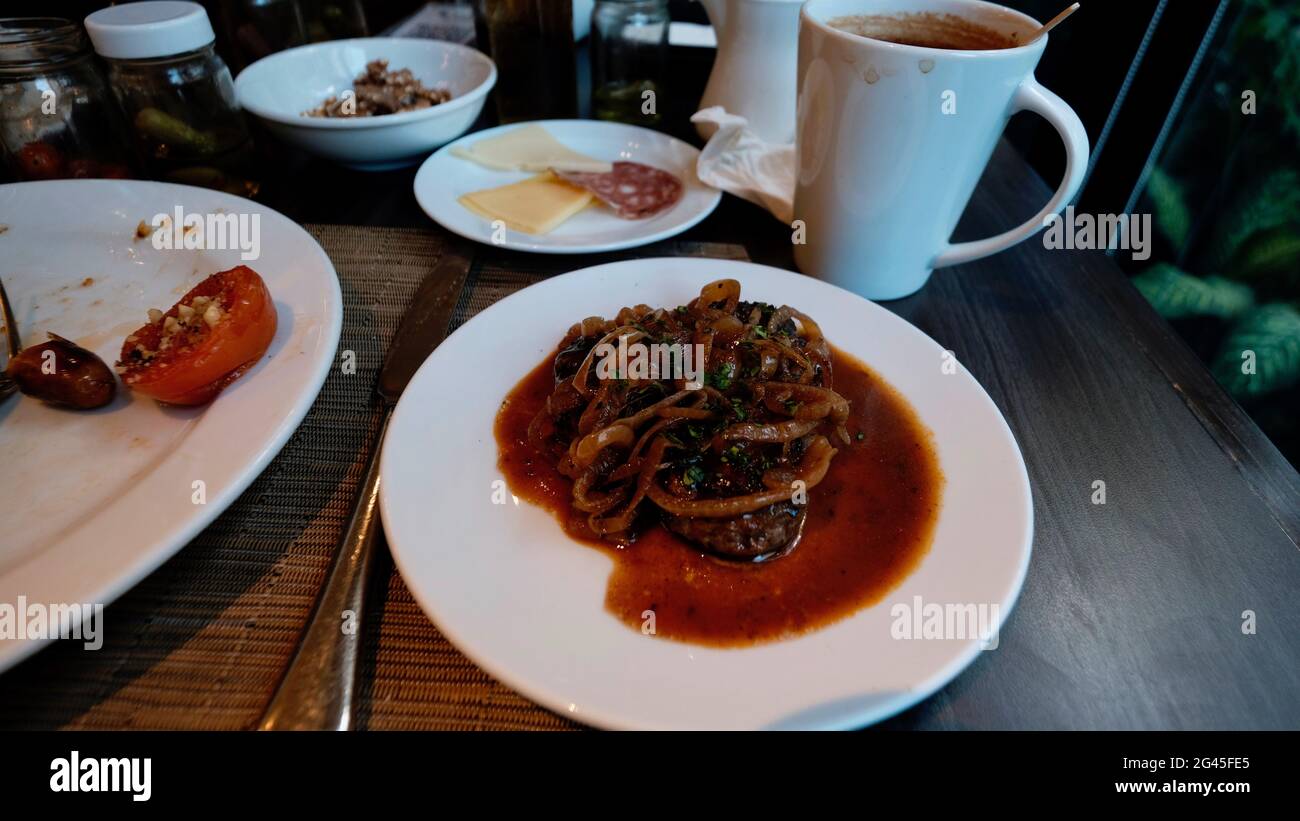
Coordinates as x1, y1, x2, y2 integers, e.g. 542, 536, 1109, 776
691, 107, 795, 224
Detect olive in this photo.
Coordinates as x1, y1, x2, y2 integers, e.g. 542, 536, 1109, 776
5, 333, 117, 409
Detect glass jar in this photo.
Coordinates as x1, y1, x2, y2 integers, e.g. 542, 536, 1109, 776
0, 18, 136, 182
86, 1, 259, 197
591, 0, 668, 126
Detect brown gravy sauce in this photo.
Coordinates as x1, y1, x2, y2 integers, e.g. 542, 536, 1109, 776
495, 345, 944, 647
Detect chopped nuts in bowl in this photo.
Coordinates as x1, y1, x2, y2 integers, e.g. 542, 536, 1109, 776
235, 38, 496, 170
305, 59, 454, 118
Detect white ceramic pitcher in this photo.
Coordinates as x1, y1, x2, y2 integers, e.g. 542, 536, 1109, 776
696, 0, 803, 143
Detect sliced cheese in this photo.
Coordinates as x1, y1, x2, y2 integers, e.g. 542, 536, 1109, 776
450, 124, 613, 173
458, 172, 595, 235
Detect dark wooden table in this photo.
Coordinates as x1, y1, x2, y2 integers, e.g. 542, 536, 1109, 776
247, 37, 1300, 729
256, 142, 1300, 730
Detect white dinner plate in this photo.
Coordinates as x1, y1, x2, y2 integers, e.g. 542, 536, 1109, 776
0, 179, 341, 672
413, 120, 722, 254
379, 258, 1032, 730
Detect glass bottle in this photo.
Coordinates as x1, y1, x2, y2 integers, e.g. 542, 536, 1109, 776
85, 1, 260, 197
481, 0, 578, 123
0, 18, 136, 182
591, 0, 667, 126
299, 0, 368, 43
213, 0, 308, 74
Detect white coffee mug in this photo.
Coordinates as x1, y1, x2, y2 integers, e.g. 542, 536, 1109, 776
793, 0, 1090, 299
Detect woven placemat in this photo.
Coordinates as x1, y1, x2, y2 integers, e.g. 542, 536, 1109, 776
0, 225, 747, 730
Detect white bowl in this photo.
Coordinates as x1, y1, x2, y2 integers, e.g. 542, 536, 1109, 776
235, 38, 496, 171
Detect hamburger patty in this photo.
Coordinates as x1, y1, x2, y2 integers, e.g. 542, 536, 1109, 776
665, 501, 807, 561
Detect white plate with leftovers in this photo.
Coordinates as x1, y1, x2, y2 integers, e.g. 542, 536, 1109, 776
0, 179, 341, 671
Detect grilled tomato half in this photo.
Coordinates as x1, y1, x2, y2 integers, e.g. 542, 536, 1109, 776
117, 265, 277, 405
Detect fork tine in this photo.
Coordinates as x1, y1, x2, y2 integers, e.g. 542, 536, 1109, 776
0, 275, 21, 362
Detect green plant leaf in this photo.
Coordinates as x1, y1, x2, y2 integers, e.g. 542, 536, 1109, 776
1234, 1, 1300, 140
1132, 263, 1254, 320
1205, 168, 1300, 270
1145, 167, 1193, 252
1212, 303, 1300, 398
1229, 223, 1300, 291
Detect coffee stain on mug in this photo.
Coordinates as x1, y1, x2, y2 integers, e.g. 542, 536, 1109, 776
864, 65, 880, 84
919, 58, 935, 74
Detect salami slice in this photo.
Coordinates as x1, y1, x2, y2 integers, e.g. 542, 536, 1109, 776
554, 161, 684, 220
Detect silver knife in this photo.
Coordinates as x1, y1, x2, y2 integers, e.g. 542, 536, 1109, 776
258, 241, 473, 731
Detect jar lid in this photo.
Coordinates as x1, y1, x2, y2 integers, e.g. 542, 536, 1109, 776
84, 1, 214, 60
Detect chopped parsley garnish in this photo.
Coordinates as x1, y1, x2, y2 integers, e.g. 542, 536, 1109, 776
723, 444, 749, 468
706, 361, 736, 390
682, 465, 706, 487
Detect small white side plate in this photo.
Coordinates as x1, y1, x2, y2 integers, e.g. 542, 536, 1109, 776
379, 258, 1032, 730
0, 179, 342, 672
413, 120, 722, 254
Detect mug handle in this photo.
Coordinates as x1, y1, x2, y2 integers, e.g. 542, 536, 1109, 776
930, 79, 1090, 270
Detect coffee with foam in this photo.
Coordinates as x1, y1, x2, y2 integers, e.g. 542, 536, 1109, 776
829, 12, 1021, 50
